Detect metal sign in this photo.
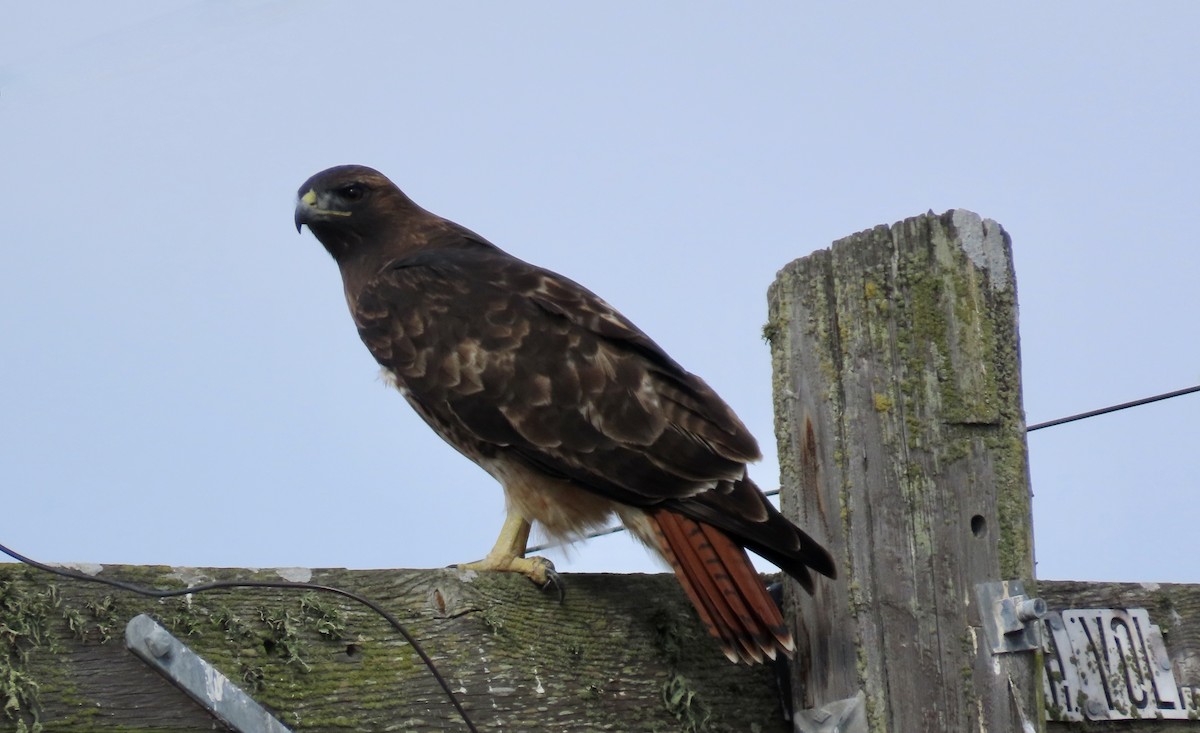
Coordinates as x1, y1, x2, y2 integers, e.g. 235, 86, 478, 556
1042, 607, 1199, 722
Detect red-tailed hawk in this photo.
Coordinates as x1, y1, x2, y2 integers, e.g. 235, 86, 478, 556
294, 165, 835, 663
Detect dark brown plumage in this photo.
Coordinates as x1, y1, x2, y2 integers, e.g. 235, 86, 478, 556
295, 164, 835, 663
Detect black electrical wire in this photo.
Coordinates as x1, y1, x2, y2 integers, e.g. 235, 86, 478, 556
1025, 384, 1200, 432
529, 384, 1200, 553
0, 541, 479, 733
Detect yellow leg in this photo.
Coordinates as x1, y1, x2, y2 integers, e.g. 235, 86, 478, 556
459, 511, 555, 586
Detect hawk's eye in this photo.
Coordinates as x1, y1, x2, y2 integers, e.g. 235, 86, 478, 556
340, 183, 366, 201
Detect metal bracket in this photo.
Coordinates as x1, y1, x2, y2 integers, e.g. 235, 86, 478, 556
975, 580, 1045, 654
795, 690, 867, 733
125, 614, 293, 733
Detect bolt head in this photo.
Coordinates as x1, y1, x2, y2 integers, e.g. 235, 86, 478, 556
1085, 698, 1108, 718
1016, 597, 1047, 622
146, 628, 172, 659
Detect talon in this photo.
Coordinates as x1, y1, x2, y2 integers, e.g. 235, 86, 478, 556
457, 554, 559, 588
522, 556, 564, 602
457, 513, 565, 601
540, 565, 566, 604
526, 555, 554, 582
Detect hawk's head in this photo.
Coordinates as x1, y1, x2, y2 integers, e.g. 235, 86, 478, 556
294, 165, 417, 260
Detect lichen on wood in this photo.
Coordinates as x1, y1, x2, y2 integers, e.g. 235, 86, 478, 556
0, 563, 790, 731
768, 210, 1041, 731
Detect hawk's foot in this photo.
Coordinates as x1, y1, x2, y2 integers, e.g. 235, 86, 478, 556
457, 554, 564, 602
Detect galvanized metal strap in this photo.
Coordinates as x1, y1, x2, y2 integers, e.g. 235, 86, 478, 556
125, 613, 293, 733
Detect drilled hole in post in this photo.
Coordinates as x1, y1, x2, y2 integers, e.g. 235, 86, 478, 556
345, 643, 360, 658
970, 514, 987, 537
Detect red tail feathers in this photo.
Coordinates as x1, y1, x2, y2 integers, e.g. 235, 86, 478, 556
649, 509, 794, 664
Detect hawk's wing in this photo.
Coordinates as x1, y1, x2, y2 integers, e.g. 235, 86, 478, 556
353, 243, 834, 586
355, 245, 754, 497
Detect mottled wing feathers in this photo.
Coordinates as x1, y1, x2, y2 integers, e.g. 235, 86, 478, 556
355, 246, 756, 501
525, 276, 760, 463
354, 243, 836, 589
352, 242, 837, 614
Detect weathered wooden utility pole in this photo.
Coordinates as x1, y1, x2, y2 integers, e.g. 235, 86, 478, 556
767, 210, 1043, 731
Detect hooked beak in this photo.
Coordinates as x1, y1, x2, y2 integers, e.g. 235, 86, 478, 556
294, 188, 351, 233
294, 189, 318, 233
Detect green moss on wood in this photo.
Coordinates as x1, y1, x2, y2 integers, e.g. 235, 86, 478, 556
769, 211, 1039, 732
662, 673, 714, 732
1, 570, 56, 732
761, 320, 780, 345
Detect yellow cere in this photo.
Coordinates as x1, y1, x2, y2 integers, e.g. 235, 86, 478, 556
301, 188, 352, 216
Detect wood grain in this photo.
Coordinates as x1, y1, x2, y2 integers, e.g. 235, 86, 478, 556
0, 564, 790, 732
767, 210, 1041, 731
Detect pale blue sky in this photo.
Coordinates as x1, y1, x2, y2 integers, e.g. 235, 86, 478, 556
1, 2, 1196, 584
